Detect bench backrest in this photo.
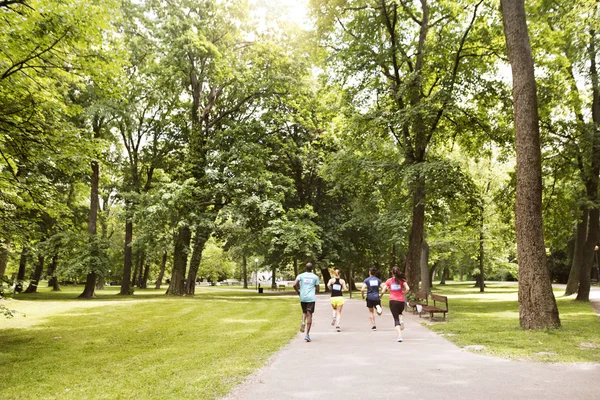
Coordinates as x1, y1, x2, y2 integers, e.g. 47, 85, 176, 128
430, 294, 448, 310
415, 290, 429, 302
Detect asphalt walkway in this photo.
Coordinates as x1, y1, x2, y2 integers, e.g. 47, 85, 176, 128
223, 288, 600, 400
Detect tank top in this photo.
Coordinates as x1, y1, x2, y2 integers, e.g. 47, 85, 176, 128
331, 278, 343, 297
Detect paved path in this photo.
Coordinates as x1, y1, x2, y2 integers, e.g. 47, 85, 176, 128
223, 289, 600, 400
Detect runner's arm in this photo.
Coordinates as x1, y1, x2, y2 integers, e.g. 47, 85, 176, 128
379, 283, 388, 298
402, 281, 410, 294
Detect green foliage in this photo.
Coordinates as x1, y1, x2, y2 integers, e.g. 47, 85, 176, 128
198, 238, 236, 282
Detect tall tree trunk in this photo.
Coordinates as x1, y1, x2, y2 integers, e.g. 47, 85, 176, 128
167, 226, 191, 296
155, 251, 167, 289
141, 258, 150, 289
577, 24, 600, 301
16, 246, 27, 292
404, 175, 425, 292
565, 208, 587, 295
47, 254, 60, 291
185, 228, 211, 295
79, 159, 99, 299
293, 258, 298, 277
578, 209, 599, 301
133, 252, 144, 288
242, 255, 248, 289
320, 267, 331, 292
0, 238, 9, 277
119, 216, 133, 295
271, 265, 276, 289
24, 253, 44, 294
439, 267, 447, 285
420, 240, 430, 293
478, 205, 486, 293
501, 0, 560, 329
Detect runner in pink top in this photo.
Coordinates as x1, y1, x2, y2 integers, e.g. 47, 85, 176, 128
380, 266, 409, 342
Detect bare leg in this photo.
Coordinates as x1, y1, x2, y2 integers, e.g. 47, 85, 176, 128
369, 307, 375, 326
336, 304, 343, 327
306, 312, 313, 335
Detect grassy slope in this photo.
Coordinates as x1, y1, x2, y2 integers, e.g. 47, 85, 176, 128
425, 282, 600, 362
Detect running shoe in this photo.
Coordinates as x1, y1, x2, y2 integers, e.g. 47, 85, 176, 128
336, 326, 341, 332
300, 322, 305, 332
375, 305, 382, 316
331, 317, 336, 326
371, 326, 377, 331
397, 335, 403, 342
304, 335, 311, 342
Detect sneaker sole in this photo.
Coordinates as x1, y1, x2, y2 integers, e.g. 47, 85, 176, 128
300, 325, 305, 333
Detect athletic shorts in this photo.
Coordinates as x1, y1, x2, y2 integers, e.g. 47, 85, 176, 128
330, 297, 344, 307
366, 298, 381, 308
301, 301, 316, 314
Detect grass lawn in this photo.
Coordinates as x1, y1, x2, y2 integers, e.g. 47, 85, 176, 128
2, 281, 600, 399
0, 285, 299, 400
424, 282, 600, 363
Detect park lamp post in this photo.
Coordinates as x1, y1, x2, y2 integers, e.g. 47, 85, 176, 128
254, 258, 259, 291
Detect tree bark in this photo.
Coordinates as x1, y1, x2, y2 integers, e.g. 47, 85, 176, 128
0, 238, 9, 277
242, 255, 248, 289
420, 240, 430, 293
577, 25, 600, 301
565, 208, 587, 295
185, 228, 211, 295
141, 257, 150, 289
501, 0, 560, 329
47, 254, 60, 291
167, 226, 191, 296
79, 158, 100, 299
478, 205, 486, 292
119, 217, 133, 295
24, 253, 44, 294
16, 246, 27, 292
155, 251, 167, 289
439, 267, 447, 285
404, 175, 426, 292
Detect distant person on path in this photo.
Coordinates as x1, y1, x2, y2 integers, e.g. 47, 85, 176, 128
293, 263, 320, 342
327, 269, 348, 332
361, 267, 383, 331
380, 266, 409, 342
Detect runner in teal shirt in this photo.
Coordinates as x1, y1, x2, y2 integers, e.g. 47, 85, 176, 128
294, 263, 320, 342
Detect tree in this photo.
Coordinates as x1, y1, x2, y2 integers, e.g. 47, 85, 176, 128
310, 0, 500, 291
500, 0, 560, 329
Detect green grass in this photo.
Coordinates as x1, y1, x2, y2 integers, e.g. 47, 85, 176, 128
425, 282, 600, 362
2, 282, 600, 399
1, 286, 299, 400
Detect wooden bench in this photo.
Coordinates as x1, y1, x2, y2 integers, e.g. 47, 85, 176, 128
409, 290, 429, 314
419, 294, 449, 320
277, 284, 286, 291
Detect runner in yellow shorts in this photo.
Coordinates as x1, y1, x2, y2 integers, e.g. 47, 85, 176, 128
327, 269, 348, 332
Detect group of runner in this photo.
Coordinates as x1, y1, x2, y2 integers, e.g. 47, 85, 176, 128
293, 263, 409, 343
